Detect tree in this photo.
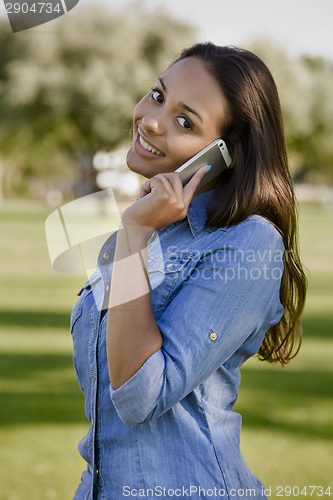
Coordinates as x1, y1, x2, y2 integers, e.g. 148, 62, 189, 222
0, 4, 196, 198
249, 40, 333, 183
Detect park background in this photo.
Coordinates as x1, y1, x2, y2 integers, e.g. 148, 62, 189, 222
0, 0, 332, 498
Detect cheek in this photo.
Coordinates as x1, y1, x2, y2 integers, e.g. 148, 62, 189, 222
133, 95, 149, 122
170, 137, 207, 164
132, 104, 141, 125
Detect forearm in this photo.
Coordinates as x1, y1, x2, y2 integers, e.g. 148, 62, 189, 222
106, 222, 163, 390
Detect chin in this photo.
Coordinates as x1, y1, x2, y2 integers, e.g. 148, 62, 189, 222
126, 148, 165, 179
126, 150, 149, 179
126, 148, 138, 173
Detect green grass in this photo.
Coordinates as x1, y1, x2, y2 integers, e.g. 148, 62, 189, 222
0, 199, 332, 499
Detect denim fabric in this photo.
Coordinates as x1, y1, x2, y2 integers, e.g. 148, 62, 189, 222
71, 189, 284, 500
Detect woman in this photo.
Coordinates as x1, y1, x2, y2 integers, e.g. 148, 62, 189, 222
71, 42, 307, 499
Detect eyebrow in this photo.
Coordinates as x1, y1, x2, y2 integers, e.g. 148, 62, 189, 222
158, 77, 203, 123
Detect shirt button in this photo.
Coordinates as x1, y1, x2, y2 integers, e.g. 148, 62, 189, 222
166, 263, 174, 269
103, 252, 110, 261
209, 331, 218, 341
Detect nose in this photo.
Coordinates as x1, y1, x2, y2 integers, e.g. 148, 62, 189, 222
141, 112, 164, 135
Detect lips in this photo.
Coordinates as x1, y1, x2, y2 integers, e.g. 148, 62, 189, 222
136, 130, 165, 157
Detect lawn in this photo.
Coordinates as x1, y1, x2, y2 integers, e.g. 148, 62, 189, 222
0, 199, 332, 499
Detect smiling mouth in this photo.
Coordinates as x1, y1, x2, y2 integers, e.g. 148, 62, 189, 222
139, 135, 165, 156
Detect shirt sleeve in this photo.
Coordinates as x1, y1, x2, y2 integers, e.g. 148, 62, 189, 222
110, 217, 285, 425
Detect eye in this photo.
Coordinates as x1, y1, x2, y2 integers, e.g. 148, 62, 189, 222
176, 116, 193, 130
150, 88, 164, 104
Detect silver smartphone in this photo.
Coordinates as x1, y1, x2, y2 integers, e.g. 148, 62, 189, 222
175, 139, 232, 191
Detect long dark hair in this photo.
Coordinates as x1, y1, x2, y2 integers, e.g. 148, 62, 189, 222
175, 42, 307, 365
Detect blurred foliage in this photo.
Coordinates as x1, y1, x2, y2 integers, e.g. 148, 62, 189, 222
1, 9, 333, 199
0, 4, 196, 198
249, 40, 333, 183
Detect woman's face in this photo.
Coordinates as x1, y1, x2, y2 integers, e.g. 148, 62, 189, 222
126, 57, 229, 179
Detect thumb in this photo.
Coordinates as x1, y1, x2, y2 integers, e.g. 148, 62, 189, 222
183, 165, 210, 203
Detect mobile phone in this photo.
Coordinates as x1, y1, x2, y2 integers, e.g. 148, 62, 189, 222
175, 139, 232, 191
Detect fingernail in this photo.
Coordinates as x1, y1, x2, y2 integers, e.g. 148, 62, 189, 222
205, 165, 212, 174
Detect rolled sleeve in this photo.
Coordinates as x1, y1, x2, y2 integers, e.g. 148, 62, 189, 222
109, 349, 165, 425
110, 217, 285, 424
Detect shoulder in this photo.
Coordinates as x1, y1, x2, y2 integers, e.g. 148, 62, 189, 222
207, 215, 284, 253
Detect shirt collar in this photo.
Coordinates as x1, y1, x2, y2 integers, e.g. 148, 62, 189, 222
186, 188, 215, 237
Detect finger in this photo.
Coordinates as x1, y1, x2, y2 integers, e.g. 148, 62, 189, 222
182, 165, 208, 205
152, 173, 178, 195
140, 176, 169, 198
140, 173, 182, 203
135, 179, 154, 200
156, 171, 184, 198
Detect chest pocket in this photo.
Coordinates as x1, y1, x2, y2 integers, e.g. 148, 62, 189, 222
148, 252, 193, 312
70, 272, 102, 333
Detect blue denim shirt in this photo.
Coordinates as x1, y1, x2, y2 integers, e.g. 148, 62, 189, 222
71, 189, 284, 500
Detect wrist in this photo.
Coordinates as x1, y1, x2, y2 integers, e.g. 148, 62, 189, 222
121, 215, 155, 239
118, 220, 155, 256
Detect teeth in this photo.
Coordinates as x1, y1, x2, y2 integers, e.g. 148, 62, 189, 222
139, 136, 164, 156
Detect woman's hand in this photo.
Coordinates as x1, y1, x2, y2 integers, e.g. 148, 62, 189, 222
122, 165, 208, 231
